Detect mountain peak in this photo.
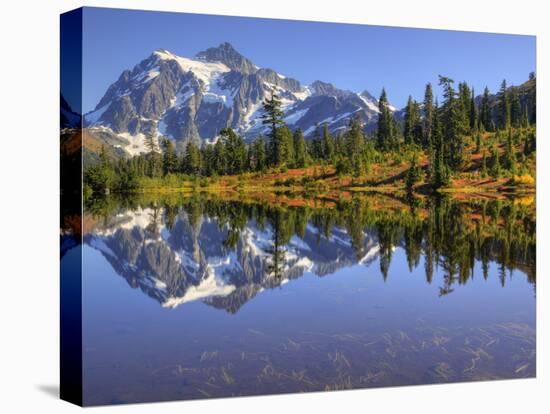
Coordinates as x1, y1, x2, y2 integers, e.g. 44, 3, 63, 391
216, 42, 237, 52
152, 48, 177, 60
311, 80, 351, 98
196, 42, 257, 74
360, 90, 377, 102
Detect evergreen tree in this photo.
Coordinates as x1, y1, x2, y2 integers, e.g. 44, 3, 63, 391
423, 83, 434, 148
498, 79, 511, 130
311, 123, 323, 160
277, 124, 295, 167
480, 150, 488, 177
246, 144, 254, 172
213, 139, 227, 175
84, 145, 115, 194
510, 88, 521, 127
251, 138, 267, 172
521, 104, 530, 129
184, 141, 201, 175
431, 100, 449, 188
346, 114, 366, 177
505, 129, 517, 174
376, 88, 396, 151
144, 133, 161, 177
261, 93, 285, 165
293, 129, 307, 168
458, 82, 472, 128
321, 123, 335, 161
220, 127, 247, 174
475, 131, 482, 153
405, 153, 422, 194
334, 133, 346, 156
523, 130, 536, 156
480, 86, 491, 131
161, 138, 178, 176
202, 144, 215, 176
490, 146, 501, 178
469, 89, 477, 131
439, 75, 466, 170
404, 96, 422, 145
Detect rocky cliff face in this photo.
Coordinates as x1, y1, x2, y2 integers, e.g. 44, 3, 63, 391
84, 43, 386, 156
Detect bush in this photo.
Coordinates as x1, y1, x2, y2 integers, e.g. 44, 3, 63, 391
335, 157, 351, 175
301, 176, 314, 185
285, 177, 296, 186
512, 174, 535, 186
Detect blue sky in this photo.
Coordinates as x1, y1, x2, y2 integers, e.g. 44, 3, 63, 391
78, 7, 535, 113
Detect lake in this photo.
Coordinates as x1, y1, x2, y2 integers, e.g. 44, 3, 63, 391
74, 193, 535, 405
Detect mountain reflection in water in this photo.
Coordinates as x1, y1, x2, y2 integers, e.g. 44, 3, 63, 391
83, 195, 535, 312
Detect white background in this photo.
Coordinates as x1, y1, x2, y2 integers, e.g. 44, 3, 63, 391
0, 0, 547, 412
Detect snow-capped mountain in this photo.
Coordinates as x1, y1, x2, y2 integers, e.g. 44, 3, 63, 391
84, 206, 380, 313
83, 42, 387, 156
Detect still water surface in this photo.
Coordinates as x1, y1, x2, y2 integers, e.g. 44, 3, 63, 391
77, 195, 535, 405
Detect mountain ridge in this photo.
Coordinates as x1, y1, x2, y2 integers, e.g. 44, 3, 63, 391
83, 42, 384, 156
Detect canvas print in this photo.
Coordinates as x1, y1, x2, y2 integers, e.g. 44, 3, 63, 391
60, 7, 536, 406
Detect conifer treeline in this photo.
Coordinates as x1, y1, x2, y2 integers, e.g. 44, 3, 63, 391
84, 74, 536, 194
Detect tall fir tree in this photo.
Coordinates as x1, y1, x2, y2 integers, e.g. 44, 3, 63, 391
346, 114, 366, 177
439, 75, 466, 170
202, 144, 215, 176
480, 150, 488, 178
404, 96, 415, 145
458, 82, 472, 129
431, 100, 449, 188
490, 145, 501, 178
498, 79, 511, 130
405, 152, 422, 194
144, 133, 161, 177
404, 96, 422, 146
376, 88, 396, 151
251, 138, 267, 172
475, 131, 482, 153
293, 129, 308, 168
161, 138, 178, 175
261, 92, 285, 165
311, 123, 323, 160
220, 127, 247, 174
469, 89, 477, 131
213, 139, 227, 175
183, 141, 201, 175
423, 83, 434, 149
480, 86, 491, 131
322, 123, 335, 161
